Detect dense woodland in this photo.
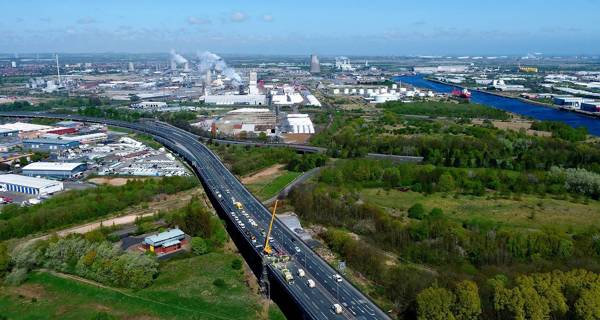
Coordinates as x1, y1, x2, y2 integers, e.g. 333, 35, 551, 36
0, 177, 197, 240
311, 105, 600, 173
210, 144, 326, 176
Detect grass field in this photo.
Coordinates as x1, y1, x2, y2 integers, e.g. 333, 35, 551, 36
362, 188, 600, 232
0, 253, 277, 320
246, 171, 302, 201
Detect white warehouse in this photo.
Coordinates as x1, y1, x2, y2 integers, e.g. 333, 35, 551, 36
283, 114, 315, 134
0, 174, 64, 196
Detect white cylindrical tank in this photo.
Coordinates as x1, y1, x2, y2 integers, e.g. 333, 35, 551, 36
358, 88, 365, 95
351, 88, 357, 94
333, 88, 340, 95
343, 88, 349, 95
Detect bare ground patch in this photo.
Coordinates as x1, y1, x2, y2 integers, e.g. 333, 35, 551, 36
88, 177, 148, 186
241, 164, 285, 184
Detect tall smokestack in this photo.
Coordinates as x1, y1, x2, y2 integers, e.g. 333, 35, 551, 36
310, 54, 320, 74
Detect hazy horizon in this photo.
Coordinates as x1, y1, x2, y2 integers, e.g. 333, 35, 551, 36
1, 0, 599, 55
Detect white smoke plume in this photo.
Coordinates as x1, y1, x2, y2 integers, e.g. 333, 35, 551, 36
197, 51, 242, 85
170, 49, 188, 65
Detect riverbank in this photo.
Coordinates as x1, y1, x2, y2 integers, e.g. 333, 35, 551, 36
425, 76, 600, 120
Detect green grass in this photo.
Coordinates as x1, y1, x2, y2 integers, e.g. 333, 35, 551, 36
0, 253, 262, 320
362, 188, 600, 232
247, 171, 302, 200
268, 305, 286, 320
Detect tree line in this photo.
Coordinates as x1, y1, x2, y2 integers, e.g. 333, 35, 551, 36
380, 101, 511, 120
0, 176, 198, 241
310, 112, 600, 173
164, 196, 228, 252
5, 234, 158, 289
318, 159, 600, 199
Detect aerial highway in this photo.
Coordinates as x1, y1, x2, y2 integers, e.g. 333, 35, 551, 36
0, 112, 391, 320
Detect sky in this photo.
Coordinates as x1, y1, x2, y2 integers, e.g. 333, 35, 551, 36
1, 0, 599, 56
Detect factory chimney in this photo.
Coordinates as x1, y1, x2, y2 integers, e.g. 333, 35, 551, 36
55, 54, 62, 87
310, 54, 320, 74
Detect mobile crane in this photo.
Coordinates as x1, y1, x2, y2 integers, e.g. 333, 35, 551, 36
263, 200, 278, 255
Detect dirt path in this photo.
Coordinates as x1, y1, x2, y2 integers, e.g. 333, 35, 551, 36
14, 188, 203, 251
241, 164, 285, 184
88, 177, 148, 186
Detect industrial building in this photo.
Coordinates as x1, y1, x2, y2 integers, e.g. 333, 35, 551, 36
22, 162, 87, 179
130, 101, 169, 110
61, 132, 107, 144
0, 122, 53, 139
581, 101, 600, 112
143, 228, 187, 255
0, 128, 20, 152
204, 94, 267, 106
283, 114, 315, 134
23, 138, 80, 152
0, 174, 64, 195
214, 108, 277, 137
55, 120, 84, 129
553, 95, 587, 108
413, 65, 468, 74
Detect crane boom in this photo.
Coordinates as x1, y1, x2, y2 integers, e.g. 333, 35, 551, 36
263, 200, 278, 255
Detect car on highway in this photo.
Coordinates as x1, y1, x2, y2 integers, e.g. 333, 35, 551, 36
307, 279, 315, 288
332, 303, 343, 314
333, 274, 343, 282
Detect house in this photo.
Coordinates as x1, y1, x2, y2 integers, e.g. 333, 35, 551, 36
142, 228, 187, 255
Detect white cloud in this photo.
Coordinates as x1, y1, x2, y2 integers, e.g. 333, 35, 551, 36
262, 15, 273, 22
230, 11, 247, 22
187, 16, 210, 25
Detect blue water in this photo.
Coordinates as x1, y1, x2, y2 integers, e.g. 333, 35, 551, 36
395, 75, 600, 136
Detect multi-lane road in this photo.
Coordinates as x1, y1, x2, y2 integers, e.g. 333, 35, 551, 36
0, 112, 391, 320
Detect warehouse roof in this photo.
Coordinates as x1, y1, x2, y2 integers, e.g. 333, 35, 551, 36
0, 174, 62, 189
22, 162, 85, 172
23, 138, 79, 145
0, 122, 53, 132
144, 228, 185, 246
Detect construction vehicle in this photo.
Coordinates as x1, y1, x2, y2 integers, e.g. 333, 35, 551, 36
282, 268, 294, 283
263, 200, 278, 255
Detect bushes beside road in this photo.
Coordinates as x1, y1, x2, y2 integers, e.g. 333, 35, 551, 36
0, 176, 198, 241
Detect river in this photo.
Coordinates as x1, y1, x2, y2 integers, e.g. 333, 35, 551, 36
394, 75, 600, 136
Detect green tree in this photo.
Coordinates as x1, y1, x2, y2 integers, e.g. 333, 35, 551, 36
575, 285, 600, 320
408, 203, 426, 220
0, 243, 10, 277
429, 208, 444, 218
454, 280, 481, 320
258, 132, 268, 142
231, 258, 242, 270
438, 172, 456, 192
191, 237, 208, 255
417, 286, 456, 320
